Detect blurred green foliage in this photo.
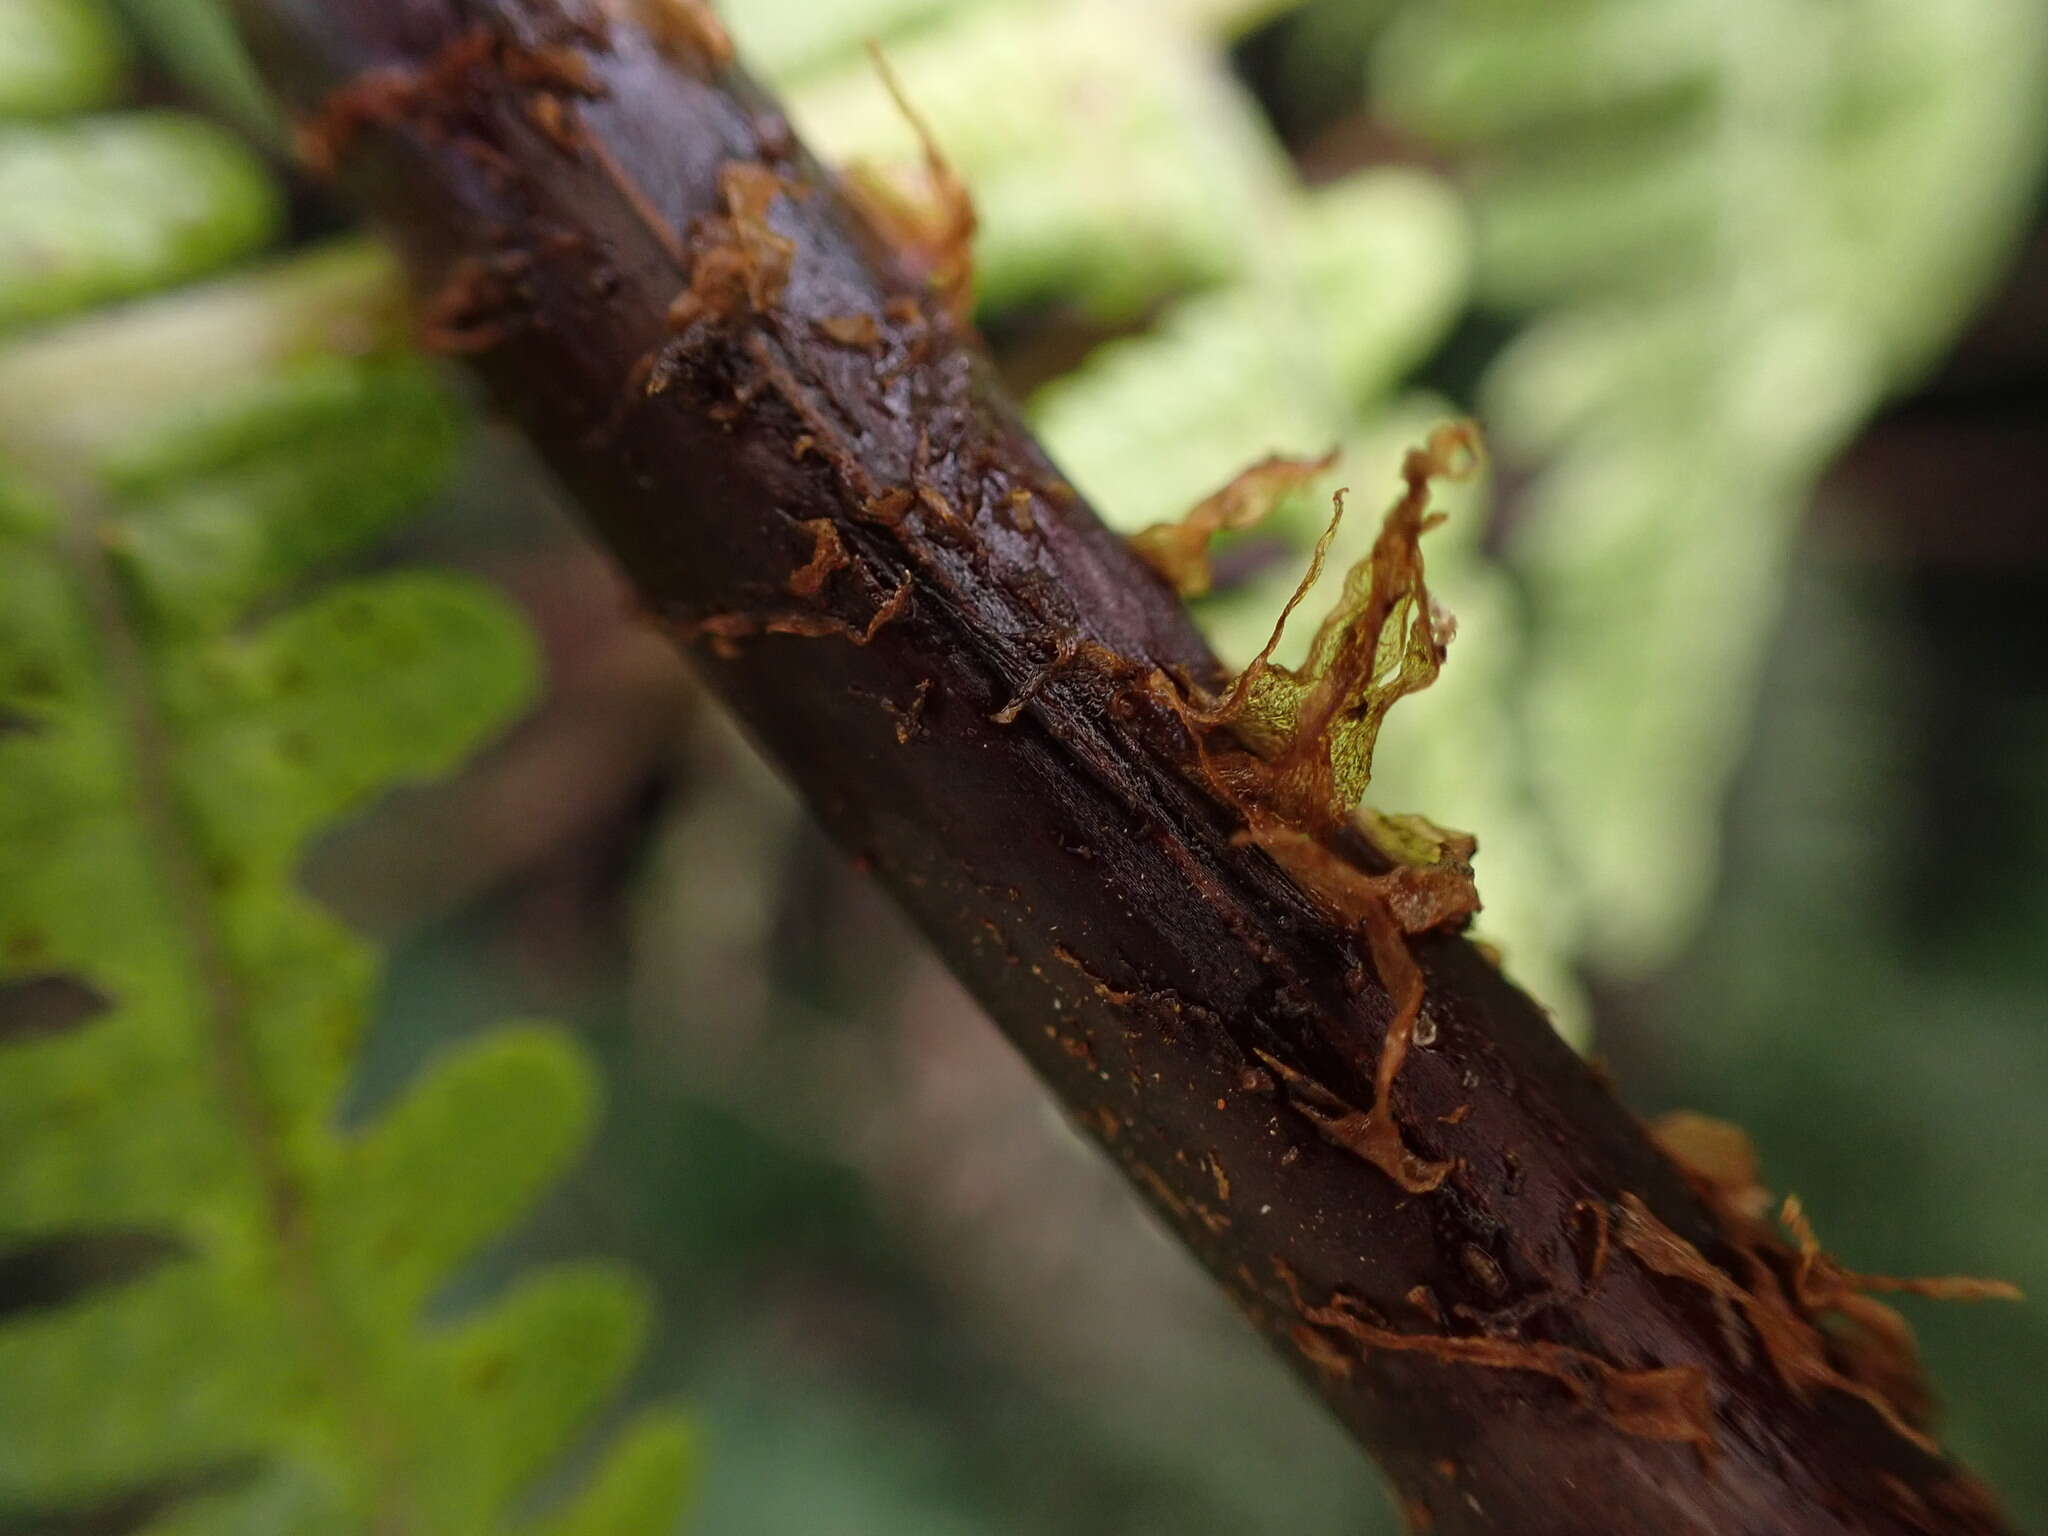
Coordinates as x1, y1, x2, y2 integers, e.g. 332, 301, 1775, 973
0, 112, 278, 331
1659, 559, 2048, 1526
0, 5, 688, 1530
1379, 0, 2048, 973
0, 0, 128, 116
791, 1, 1285, 319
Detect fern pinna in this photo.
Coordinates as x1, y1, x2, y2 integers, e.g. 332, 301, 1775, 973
0, 3, 689, 1531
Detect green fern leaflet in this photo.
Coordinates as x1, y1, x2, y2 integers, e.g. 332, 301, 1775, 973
0, 2, 690, 1530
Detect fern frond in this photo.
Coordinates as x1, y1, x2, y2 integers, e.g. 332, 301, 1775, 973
1, 0, 127, 116
0, 5, 690, 1529
1031, 169, 1468, 533
1376, 0, 2048, 971
0, 109, 279, 333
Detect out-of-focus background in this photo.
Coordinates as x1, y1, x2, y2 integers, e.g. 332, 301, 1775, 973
2, 0, 2045, 1531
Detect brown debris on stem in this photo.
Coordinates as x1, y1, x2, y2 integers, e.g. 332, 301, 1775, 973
1275, 1261, 1718, 1458
670, 573, 913, 659
1192, 421, 1480, 832
603, 0, 732, 69
1629, 1117, 2018, 1466
816, 311, 883, 349
788, 519, 850, 599
417, 250, 531, 354
843, 44, 979, 327
1781, 1197, 2021, 1309
1649, 1110, 1774, 1222
296, 28, 609, 174
1130, 450, 1338, 598
1616, 1192, 1949, 1457
665, 161, 797, 333
1160, 427, 1484, 1192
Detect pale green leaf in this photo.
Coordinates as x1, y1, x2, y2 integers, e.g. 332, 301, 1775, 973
791, 0, 1286, 318
0, 12, 690, 1525
529, 1411, 697, 1536
0, 0, 127, 118
0, 110, 279, 332
1032, 168, 1468, 533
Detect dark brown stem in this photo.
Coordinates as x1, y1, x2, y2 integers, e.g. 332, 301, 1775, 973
229, 4, 2011, 1531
